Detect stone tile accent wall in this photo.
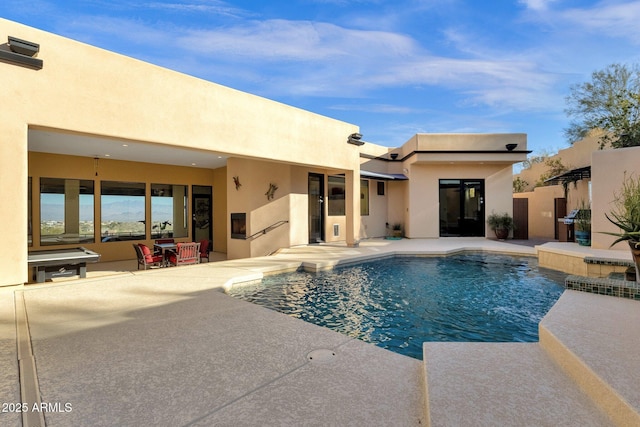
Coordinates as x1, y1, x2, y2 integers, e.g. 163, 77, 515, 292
565, 275, 640, 300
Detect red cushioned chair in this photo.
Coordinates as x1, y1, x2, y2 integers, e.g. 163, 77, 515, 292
168, 242, 200, 267
135, 243, 164, 270
199, 239, 210, 263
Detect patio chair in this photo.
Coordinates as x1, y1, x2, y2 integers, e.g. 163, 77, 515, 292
199, 239, 210, 262
168, 242, 201, 267
134, 243, 163, 270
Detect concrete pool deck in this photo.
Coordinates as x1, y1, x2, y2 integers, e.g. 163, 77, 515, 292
1, 238, 638, 426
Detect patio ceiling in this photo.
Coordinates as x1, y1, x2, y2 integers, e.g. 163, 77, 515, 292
28, 128, 228, 169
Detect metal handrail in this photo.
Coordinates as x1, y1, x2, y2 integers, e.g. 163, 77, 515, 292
245, 220, 289, 240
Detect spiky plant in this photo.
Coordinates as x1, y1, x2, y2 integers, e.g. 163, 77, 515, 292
603, 173, 640, 249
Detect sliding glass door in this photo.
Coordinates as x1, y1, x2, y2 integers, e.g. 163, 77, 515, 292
439, 179, 485, 237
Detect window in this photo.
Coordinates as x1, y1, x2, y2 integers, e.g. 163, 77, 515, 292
328, 177, 370, 216
361, 179, 369, 216
328, 176, 345, 216
377, 181, 385, 196
151, 184, 188, 239
101, 181, 145, 242
40, 178, 94, 246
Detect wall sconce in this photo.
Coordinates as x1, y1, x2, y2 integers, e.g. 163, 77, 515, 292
0, 36, 43, 70
347, 133, 365, 146
505, 143, 518, 151
8, 37, 39, 56
390, 153, 398, 160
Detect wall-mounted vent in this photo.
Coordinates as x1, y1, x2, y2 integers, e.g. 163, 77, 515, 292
333, 224, 340, 237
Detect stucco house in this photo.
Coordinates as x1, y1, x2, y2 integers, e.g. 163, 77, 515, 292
1, 18, 528, 287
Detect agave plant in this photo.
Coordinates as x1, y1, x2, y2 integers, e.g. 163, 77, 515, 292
603, 173, 640, 248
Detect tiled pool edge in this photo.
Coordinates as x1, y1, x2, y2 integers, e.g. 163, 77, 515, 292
565, 275, 640, 300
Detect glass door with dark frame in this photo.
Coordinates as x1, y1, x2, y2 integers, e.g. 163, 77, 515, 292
192, 185, 212, 251
308, 173, 325, 243
439, 179, 485, 237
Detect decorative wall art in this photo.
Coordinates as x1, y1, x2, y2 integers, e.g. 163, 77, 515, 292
265, 183, 278, 200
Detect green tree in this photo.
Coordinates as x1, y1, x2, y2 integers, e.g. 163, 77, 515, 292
520, 149, 553, 170
512, 177, 528, 193
564, 63, 640, 148
535, 157, 568, 188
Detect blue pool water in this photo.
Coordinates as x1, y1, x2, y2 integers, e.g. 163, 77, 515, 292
226, 254, 566, 359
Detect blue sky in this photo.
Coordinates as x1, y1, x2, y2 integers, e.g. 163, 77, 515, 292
4, 0, 640, 155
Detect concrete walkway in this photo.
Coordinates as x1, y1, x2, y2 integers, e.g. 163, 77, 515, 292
1, 238, 637, 426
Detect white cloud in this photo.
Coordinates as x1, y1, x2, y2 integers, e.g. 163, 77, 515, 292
176, 19, 417, 62
45, 9, 567, 112
330, 104, 420, 114
141, 1, 248, 18
518, 0, 558, 11
560, 1, 640, 44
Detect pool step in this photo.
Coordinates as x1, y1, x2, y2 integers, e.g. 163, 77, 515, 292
539, 291, 640, 426
422, 342, 613, 426
422, 291, 640, 426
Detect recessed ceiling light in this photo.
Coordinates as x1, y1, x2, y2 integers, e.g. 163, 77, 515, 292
122, 144, 128, 147
105, 154, 111, 157
191, 163, 196, 166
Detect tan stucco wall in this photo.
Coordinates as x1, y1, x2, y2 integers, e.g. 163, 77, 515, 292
359, 155, 393, 238
514, 186, 564, 239
213, 167, 228, 254
404, 163, 514, 238
361, 179, 388, 238
28, 152, 221, 262
225, 157, 369, 258
0, 123, 27, 285
226, 158, 295, 259
398, 133, 526, 160
387, 181, 408, 234
591, 146, 640, 250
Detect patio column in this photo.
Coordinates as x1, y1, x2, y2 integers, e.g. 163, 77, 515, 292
1, 123, 27, 286
345, 169, 361, 247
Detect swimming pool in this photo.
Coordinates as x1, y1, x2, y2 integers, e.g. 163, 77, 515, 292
226, 253, 566, 359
